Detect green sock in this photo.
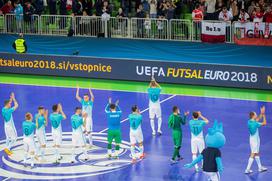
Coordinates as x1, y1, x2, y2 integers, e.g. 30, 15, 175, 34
172, 148, 178, 160
107, 144, 112, 150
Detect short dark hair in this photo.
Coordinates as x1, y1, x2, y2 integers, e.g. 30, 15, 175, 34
75, 107, 82, 112
195, 3, 200, 9
38, 106, 44, 110
52, 104, 58, 112
4, 100, 10, 106
83, 94, 89, 97
110, 103, 116, 110
249, 112, 255, 119
132, 105, 138, 112
193, 112, 199, 119
172, 106, 178, 112
25, 112, 32, 120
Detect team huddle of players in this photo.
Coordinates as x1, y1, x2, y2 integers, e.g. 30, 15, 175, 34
1, 78, 268, 180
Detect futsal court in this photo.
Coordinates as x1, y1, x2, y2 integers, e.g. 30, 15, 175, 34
0, 35, 271, 181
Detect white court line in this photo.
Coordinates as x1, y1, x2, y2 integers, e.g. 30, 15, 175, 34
0, 81, 271, 103
98, 94, 177, 133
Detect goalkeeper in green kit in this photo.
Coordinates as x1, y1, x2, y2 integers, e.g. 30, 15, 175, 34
168, 106, 189, 164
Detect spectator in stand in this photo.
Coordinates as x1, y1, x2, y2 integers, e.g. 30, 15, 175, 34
157, 15, 165, 39
95, 0, 103, 16
238, 9, 250, 22
252, 6, 264, 22
102, 1, 112, 15
205, 0, 216, 20
136, 4, 145, 38
229, 0, 239, 21
247, 1, 256, 16
34, 0, 44, 15
165, 1, 176, 20
24, 2, 36, 32
0, 0, 4, 9
218, 6, 233, 21
215, 0, 225, 18
117, 7, 125, 17
85, 0, 93, 16
192, 3, 204, 21
149, 0, 157, 18
73, 0, 84, 15
142, 0, 150, 14
48, 0, 57, 15
144, 14, 151, 37
264, 6, 272, 23
0, 0, 13, 15
59, 0, 67, 15
258, 0, 266, 11
14, 1, 23, 33
158, 0, 167, 16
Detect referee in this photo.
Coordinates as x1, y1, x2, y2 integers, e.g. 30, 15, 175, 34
12, 33, 27, 53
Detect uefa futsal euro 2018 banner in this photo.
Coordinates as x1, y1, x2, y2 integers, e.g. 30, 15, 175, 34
0, 52, 271, 90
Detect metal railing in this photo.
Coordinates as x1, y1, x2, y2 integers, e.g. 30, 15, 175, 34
5, 14, 39, 34
0, 14, 235, 43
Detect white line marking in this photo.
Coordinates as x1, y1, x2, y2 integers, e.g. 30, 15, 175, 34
98, 94, 177, 133
0, 81, 271, 103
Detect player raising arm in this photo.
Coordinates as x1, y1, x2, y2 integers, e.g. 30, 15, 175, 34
49, 103, 66, 164
2, 92, 19, 156
35, 106, 48, 161
245, 106, 267, 174
105, 98, 122, 159
76, 86, 94, 147
148, 77, 162, 136
189, 111, 209, 172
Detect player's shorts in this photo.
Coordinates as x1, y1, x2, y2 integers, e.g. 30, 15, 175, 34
204, 172, 220, 181
108, 130, 121, 144
172, 130, 182, 147
191, 135, 205, 154
250, 134, 260, 153
23, 135, 36, 153
149, 102, 162, 119
130, 127, 143, 145
72, 129, 86, 147
52, 127, 62, 146
36, 126, 46, 146
85, 116, 93, 133
4, 121, 17, 142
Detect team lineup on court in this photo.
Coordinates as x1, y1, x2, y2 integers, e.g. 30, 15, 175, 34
1, 77, 269, 181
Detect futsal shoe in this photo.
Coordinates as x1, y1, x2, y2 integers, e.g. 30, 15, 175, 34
107, 154, 112, 159
139, 153, 146, 159
170, 159, 178, 165
58, 156, 63, 161
177, 156, 184, 161
131, 158, 137, 164
157, 131, 162, 136
4, 148, 12, 156
244, 169, 253, 174
195, 167, 201, 172
259, 167, 268, 172
152, 132, 156, 136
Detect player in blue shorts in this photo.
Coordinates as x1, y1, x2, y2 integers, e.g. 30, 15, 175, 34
49, 104, 67, 164
22, 113, 37, 168
148, 77, 162, 136
129, 105, 145, 163
71, 107, 89, 163
245, 106, 267, 174
189, 111, 209, 172
76, 86, 94, 148
35, 106, 48, 160
105, 98, 122, 158
1, 92, 19, 156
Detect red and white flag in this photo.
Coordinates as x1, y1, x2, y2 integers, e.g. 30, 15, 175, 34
201, 21, 226, 43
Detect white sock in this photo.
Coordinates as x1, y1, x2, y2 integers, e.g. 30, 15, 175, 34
131, 146, 136, 159
55, 148, 60, 160
158, 118, 162, 132
193, 155, 198, 169
30, 154, 34, 167
150, 119, 155, 133
41, 147, 45, 158
255, 156, 262, 169
83, 147, 88, 157
23, 152, 28, 164
246, 157, 254, 170
6, 138, 10, 150
9, 139, 16, 149
139, 145, 144, 155
107, 149, 112, 156
71, 147, 76, 161
88, 134, 93, 146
